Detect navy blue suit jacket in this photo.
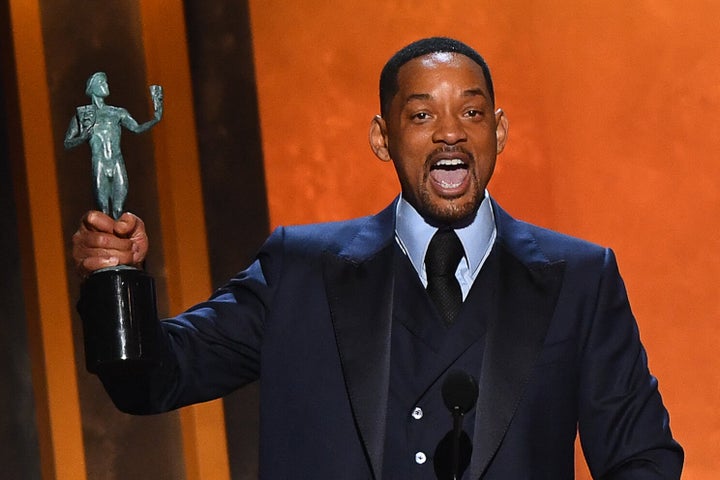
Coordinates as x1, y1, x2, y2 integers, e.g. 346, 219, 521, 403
100, 198, 683, 478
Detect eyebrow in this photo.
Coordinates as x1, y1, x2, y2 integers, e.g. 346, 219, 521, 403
403, 88, 488, 105
404, 93, 432, 104
462, 88, 487, 98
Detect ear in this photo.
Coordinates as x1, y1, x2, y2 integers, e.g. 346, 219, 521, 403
494, 108, 509, 154
369, 115, 391, 162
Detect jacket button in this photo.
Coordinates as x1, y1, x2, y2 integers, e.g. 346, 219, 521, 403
411, 407, 423, 420
415, 452, 427, 464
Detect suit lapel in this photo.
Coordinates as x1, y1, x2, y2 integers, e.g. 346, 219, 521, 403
321, 198, 567, 478
322, 203, 396, 480
470, 201, 566, 477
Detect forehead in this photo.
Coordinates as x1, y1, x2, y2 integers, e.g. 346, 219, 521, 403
395, 52, 489, 94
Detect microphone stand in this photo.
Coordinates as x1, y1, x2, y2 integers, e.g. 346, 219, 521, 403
437, 370, 478, 480
451, 405, 463, 479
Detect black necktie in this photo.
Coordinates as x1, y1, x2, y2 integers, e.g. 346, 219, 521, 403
425, 229, 464, 326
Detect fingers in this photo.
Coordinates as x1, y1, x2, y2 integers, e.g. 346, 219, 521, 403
73, 249, 122, 275
72, 211, 149, 277
72, 229, 129, 277
116, 212, 149, 266
82, 210, 116, 233
114, 212, 140, 237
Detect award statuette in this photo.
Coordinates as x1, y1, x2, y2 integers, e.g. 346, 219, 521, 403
65, 72, 164, 374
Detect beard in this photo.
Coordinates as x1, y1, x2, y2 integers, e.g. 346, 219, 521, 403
419, 190, 483, 226
394, 145, 495, 227
415, 171, 486, 227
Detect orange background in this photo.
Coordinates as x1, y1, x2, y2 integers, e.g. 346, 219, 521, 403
248, 1, 719, 477
5, 0, 718, 477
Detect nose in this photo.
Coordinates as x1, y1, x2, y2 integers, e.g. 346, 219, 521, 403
432, 114, 467, 145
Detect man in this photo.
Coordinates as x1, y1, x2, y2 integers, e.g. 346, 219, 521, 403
73, 37, 683, 478
64, 72, 163, 219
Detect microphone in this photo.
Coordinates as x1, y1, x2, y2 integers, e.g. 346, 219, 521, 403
435, 370, 479, 480
442, 370, 479, 416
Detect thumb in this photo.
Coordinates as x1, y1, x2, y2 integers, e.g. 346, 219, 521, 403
114, 212, 140, 238
116, 212, 149, 267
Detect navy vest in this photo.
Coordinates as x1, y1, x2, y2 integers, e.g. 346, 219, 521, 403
383, 243, 500, 479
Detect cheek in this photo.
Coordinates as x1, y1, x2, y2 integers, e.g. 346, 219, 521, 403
389, 142, 427, 176
477, 127, 501, 148
393, 162, 422, 189
391, 124, 433, 150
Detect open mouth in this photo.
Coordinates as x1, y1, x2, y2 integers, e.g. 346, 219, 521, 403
429, 158, 469, 190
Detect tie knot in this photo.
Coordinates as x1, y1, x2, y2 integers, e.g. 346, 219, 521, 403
425, 229, 464, 277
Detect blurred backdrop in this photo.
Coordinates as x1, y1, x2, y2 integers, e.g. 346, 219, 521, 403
1, 0, 717, 478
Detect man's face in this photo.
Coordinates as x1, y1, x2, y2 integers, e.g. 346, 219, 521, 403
370, 52, 508, 225
92, 77, 110, 98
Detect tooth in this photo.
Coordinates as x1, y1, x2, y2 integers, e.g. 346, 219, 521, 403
440, 181, 462, 188
436, 158, 464, 166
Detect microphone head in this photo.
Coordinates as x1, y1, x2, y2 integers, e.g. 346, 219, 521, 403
441, 370, 479, 414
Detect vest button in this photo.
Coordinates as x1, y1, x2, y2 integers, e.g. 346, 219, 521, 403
415, 451, 427, 464
411, 407, 423, 420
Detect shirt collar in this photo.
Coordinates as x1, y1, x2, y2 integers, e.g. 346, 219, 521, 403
394, 191, 496, 281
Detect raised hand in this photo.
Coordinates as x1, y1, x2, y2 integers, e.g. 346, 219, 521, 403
72, 211, 149, 277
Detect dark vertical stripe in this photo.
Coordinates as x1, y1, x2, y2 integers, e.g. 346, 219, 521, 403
183, 1, 269, 478
37, 0, 185, 478
0, 1, 43, 476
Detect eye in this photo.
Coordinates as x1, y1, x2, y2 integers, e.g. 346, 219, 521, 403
465, 109, 484, 118
411, 111, 431, 121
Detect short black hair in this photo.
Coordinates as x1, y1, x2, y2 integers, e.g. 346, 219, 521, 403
379, 37, 494, 117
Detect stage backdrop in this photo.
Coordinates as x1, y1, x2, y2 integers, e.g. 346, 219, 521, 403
3, 0, 717, 479
248, 1, 719, 478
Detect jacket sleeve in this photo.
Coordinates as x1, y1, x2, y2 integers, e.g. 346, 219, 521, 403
577, 248, 683, 479
96, 227, 286, 414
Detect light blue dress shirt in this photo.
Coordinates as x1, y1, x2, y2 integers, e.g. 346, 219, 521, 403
394, 191, 497, 300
